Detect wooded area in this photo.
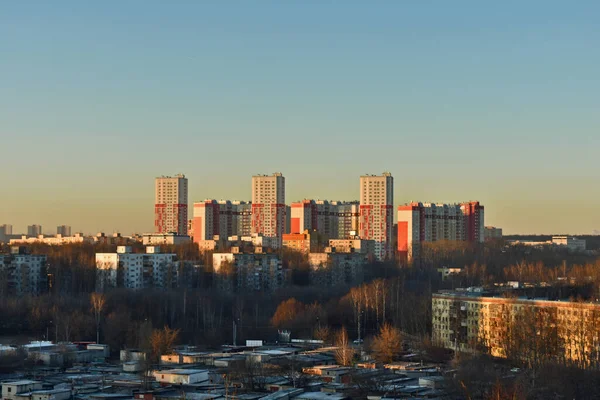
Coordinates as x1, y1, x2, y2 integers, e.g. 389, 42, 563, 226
1, 240, 599, 366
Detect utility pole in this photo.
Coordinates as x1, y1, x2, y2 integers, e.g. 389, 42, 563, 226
358, 310, 364, 343
233, 320, 237, 346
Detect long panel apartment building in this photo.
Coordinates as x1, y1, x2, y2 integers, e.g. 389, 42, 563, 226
289, 200, 360, 241
397, 201, 484, 264
433, 290, 600, 368
192, 200, 252, 243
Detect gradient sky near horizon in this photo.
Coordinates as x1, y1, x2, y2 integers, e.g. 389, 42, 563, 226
1, 1, 599, 235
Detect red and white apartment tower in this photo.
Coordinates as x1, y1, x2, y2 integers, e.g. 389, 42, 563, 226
154, 174, 188, 235
397, 201, 484, 264
290, 200, 316, 234
359, 173, 394, 261
192, 200, 232, 242
251, 173, 286, 244
289, 199, 339, 239
192, 200, 253, 243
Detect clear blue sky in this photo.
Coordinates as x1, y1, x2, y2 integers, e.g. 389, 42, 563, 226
1, 1, 599, 235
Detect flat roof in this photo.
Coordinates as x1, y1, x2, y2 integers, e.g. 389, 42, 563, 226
23, 341, 54, 348
156, 369, 208, 375
17, 389, 71, 396
2, 380, 40, 385
293, 393, 347, 400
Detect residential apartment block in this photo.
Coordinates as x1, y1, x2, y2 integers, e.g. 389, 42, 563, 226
308, 250, 367, 287
96, 246, 189, 291
552, 236, 586, 252
27, 225, 42, 237
155, 174, 188, 235
212, 248, 288, 292
397, 201, 484, 264
193, 200, 233, 242
56, 225, 72, 237
142, 233, 191, 246
282, 230, 319, 253
0, 224, 14, 244
10, 233, 88, 246
328, 238, 374, 255
359, 173, 394, 261
289, 200, 360, 241
92, 232, 127, 246
484, 226, 503, 241
233, 201, 253, 237
290, 200, 338, 239
432, 290, 600, 367
196, 233, 280, 253
0, 224, 13, 236
0, 247, 47, 296
335, 201, 360, 239
192, 200, 253, 244
251, 173, 285, 242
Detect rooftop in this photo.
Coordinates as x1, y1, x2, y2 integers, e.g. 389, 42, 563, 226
156, 369, 208, 375
3, 380, 40, 386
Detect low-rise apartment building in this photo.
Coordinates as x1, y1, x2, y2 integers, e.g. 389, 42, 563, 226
328, 238, 374, 255
96, 246, 191, 291
9, 233, 89, 245
212, 248, 288, 292
308, 250, 366, 287
552, 236, 586, 252
484, 226, 503, 241
282, 230, 319, 253
0, 247, 47, 295
142, 233, 191, 246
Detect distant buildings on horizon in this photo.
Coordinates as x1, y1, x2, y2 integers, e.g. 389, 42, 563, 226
187, 172, 395, 260
397, 201, 485, 263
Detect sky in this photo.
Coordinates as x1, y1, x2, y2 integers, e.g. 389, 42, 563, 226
1, 1, 599, 235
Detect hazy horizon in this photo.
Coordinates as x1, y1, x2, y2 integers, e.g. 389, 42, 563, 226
1, 2, 598, 235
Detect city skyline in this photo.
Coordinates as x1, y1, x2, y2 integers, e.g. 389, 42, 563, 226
0, 172, 597, 235
1, 2, 598, 234
1, 169, 595, 236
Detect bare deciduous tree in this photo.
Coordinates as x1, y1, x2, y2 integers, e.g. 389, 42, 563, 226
90, 292, 106, 344
334, 327, 355, 366
371, 323, 402, 364
149, 326, 180, 362
314, 325, 331, 344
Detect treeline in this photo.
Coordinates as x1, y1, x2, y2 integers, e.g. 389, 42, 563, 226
1, 241, 599, 357
269, 277, 431, 340
414, 240, 600, 290
0, 272, 432, 355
